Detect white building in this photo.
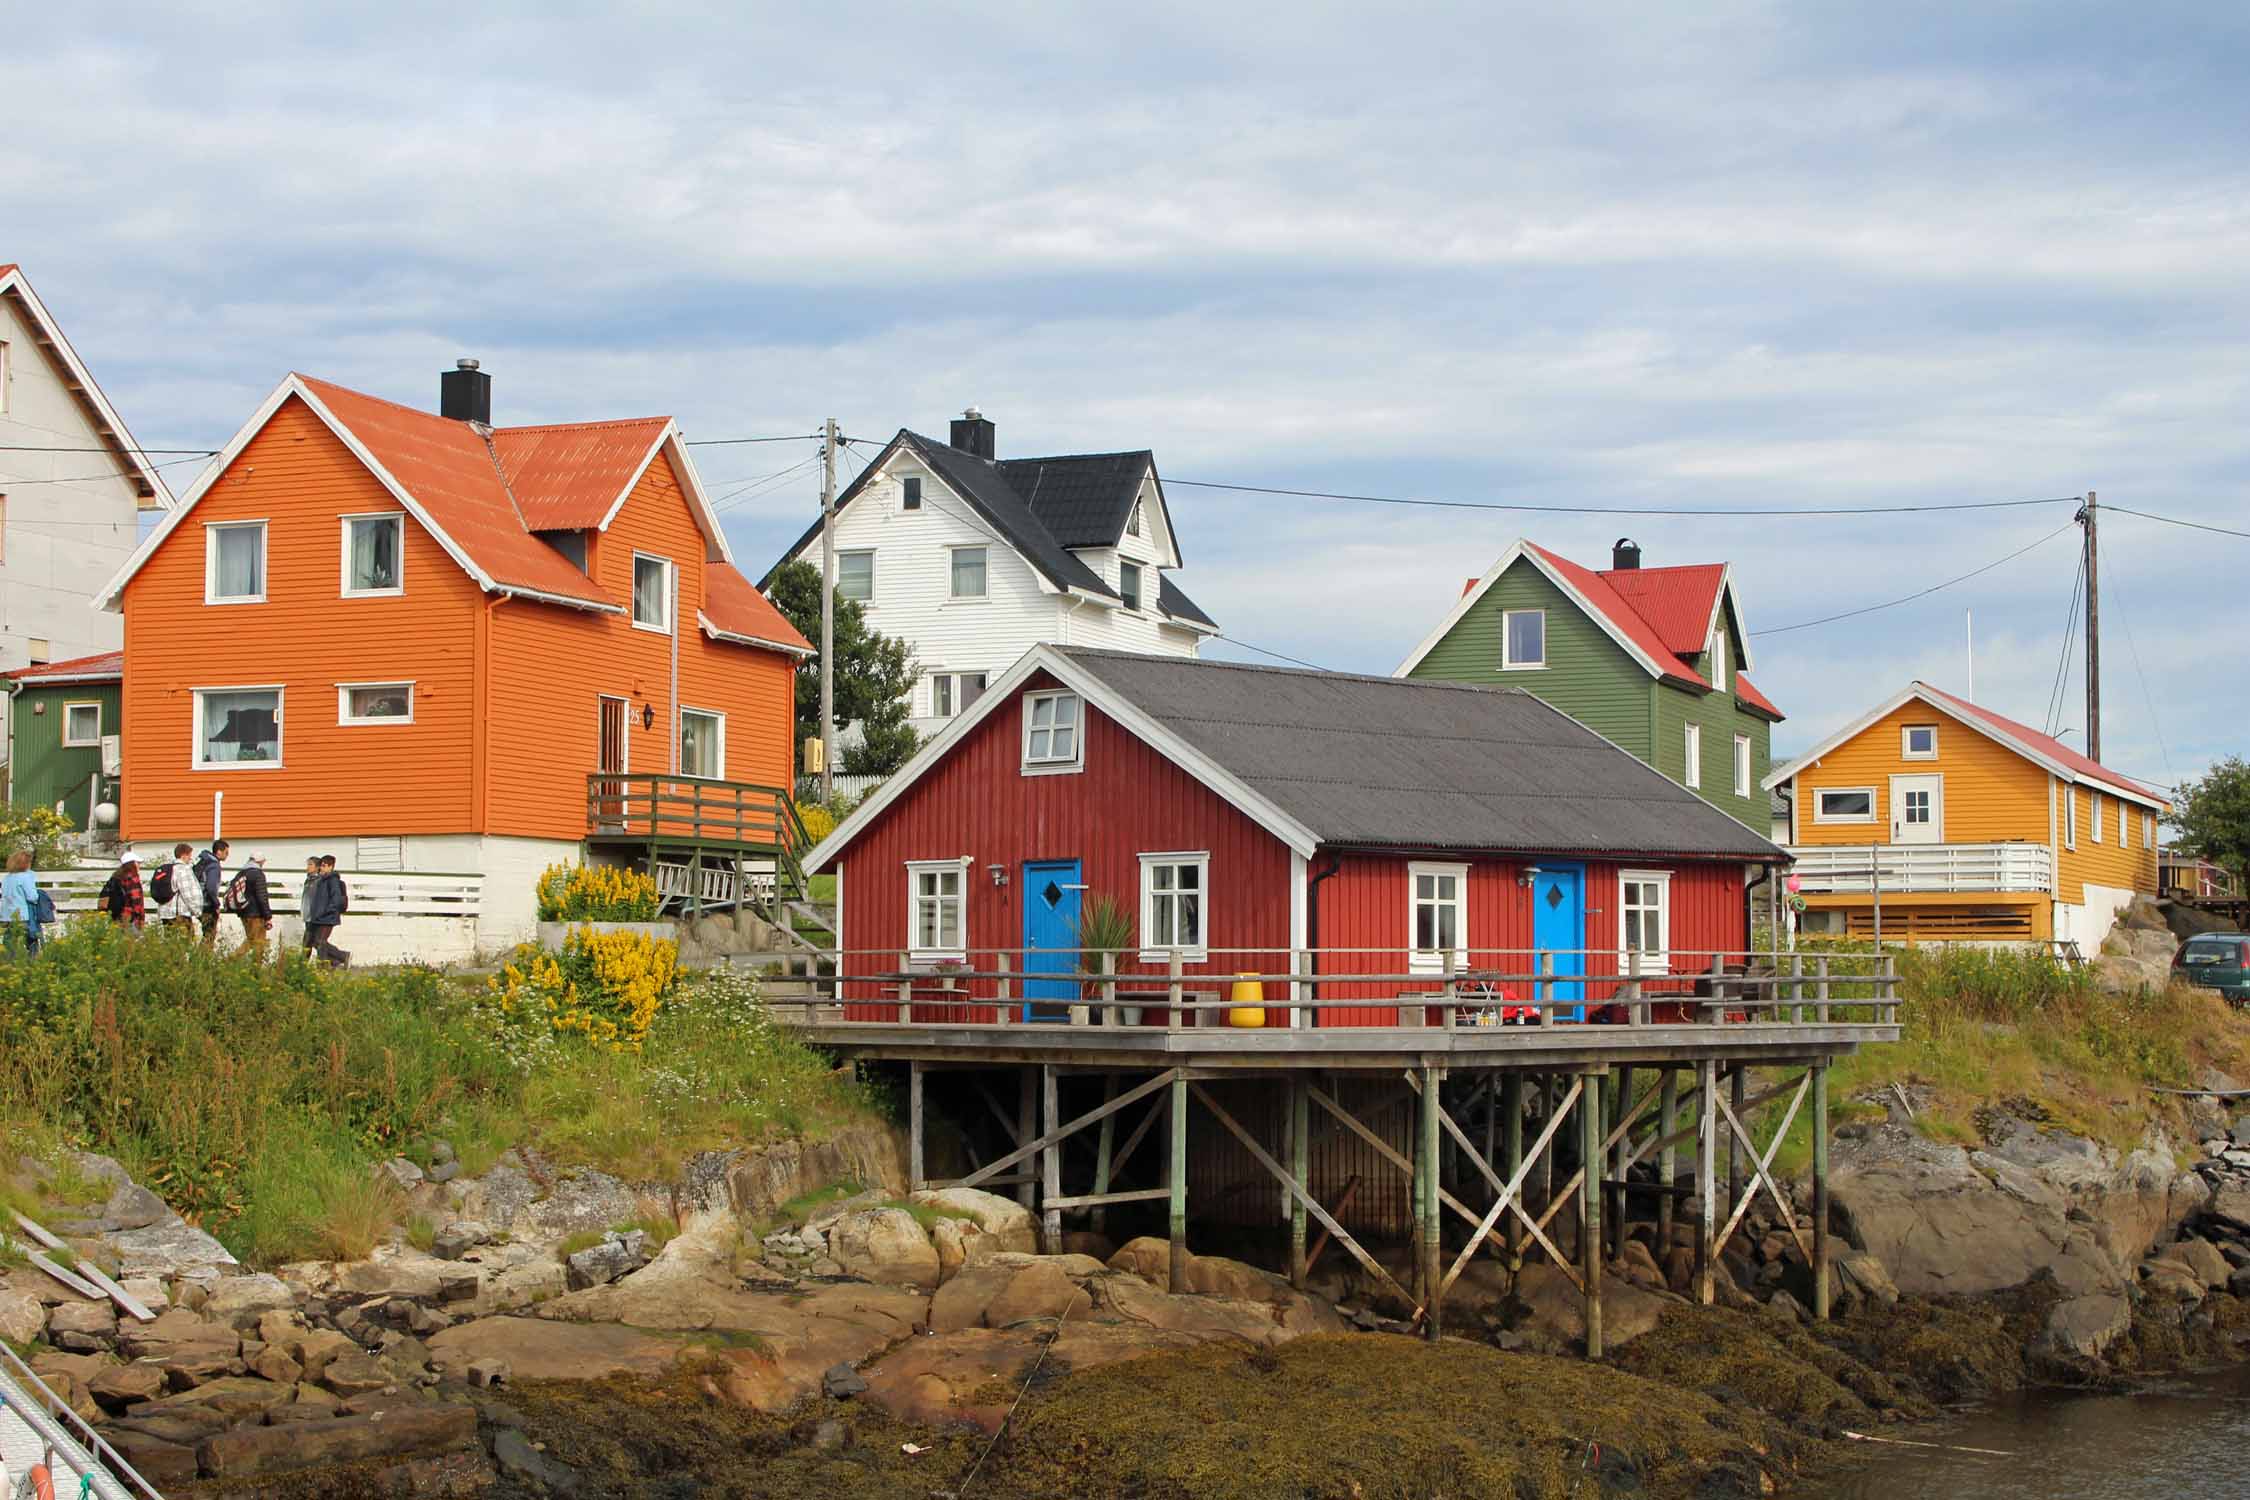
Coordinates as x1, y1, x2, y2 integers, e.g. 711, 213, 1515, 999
0, 264, 174, 676
770, 410, 1218, 738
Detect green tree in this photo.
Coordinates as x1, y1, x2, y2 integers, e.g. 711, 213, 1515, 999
2168, 756, 2250, 884
764, 560, 922, 777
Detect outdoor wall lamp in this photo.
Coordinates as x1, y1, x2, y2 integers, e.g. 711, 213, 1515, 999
640, 703, 656, 731
1518, 865, 1545, 888
988, 863, 1009, 888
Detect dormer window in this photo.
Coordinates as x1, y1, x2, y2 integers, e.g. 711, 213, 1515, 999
1119, 560, 1143, 612
1022, 690, 1083, 773
632, 553, 674, 633
902, 476, 922, 512
540, 530, 589, 571
1128, 499, 1142, 536
1710, 628, 1729, 691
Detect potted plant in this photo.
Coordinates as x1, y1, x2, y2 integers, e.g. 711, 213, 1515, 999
1072, 892, 1141, 1025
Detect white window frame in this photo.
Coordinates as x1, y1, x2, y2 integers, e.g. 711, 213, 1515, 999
2065, 785, 2078, 850
1814, 786, 1877, 825
2091, 790, 2104, 844
337, 681, 415, 726
1710, 629, 1729, 692
1500, 608, 1546, 671
1128, 499, 1143, 536
678, 706, 726, 779
1021, 690, 1084, 775
1138, 851, 1209, 962
931, 671, 988, 719
60, 700, 103, 748
2121, 798, 2131, 849
906, 858, 968, 962
837, 549, 875, 603
1408, 861, 1469, 976
204, 520, 269, 605
1901, 724, 1939, 760
339, 512, 405, 598
900, 476, 922, 512
2144, 812, 2155, 849
948, 544, 988, 601
0, 338, 8, 414
1119, 559, 1143, 613
1683, 723, 1702, 788
1732, 733, 1751, 798
191, 684, 284, 770
1618, 869, 1673, 975
631, 552, 675, 633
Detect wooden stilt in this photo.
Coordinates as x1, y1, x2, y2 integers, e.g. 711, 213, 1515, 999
1018, 1069, 1038, 1211
1502, 1072, 1525, 1272
1421, 1065, 1442, 1341
1090, 1074, 1117, 1236
1289, 1075, 1310, 1289
1696, 1059, 1716, 1305
1611, 1066, 1634, 1258
1538, 1074, 1557, 1242
1581, 1070, 1604, 1358
1813, 1061, 1831, 1321
1728, 1064, 1746, 1219
1657, 1068, 1678, 1249
908, 1060, 926, 1193
1168, 1069, 1189, 1294
1041, 1065, 1062, 1253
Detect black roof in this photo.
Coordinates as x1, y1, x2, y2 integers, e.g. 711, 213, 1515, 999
766, 431, 1213, 632
1056, 648, 1783, 860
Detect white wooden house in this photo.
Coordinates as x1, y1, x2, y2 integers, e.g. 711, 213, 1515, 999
767, 410, 1218, 737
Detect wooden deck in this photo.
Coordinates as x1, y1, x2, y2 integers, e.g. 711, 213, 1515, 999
585, 772, 811, 914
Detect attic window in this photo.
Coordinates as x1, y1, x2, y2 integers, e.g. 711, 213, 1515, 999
542, 530, 589, 570
1119, 560, 1143, 612
632, 553, 674, 632
1128, 500, 1142, 536
902, 476, 922, 512
1022, 690, 1082, 773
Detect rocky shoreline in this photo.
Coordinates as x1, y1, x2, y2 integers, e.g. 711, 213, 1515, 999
12, 1079, 2250, 1498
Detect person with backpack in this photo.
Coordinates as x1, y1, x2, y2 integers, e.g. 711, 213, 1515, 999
194, 839, 230, 947
150, 841, 202, 934
304, 854, 351, 967
99, 854, 146, 929
2, 849, 49, 957
226, 852, 273, 959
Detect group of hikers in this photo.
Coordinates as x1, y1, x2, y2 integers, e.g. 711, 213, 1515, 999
1, 839, 352, 964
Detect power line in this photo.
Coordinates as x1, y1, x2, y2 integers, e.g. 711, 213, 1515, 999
2105, 543, 2174, 782
2043, 545, 2086, 737
1216, 634, 1330, 671
1751, 521, 2078, 638
682, 433, 824, 447
0, 453, 216, 485
711, 455, 823, 513
2101, 504, 2250, 541
1167, 478, 2086, 519
0, 444, 217, 455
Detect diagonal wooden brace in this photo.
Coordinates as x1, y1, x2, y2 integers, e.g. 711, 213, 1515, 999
1440, 1077, 1585, 1297
1713, 1071, 1813, 1263
1308, 1083, 1514, 1262
958, 1068, 1178, 1191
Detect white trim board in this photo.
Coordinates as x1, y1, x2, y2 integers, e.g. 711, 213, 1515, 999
1392, 539, 1697, 687
0, 266, 178, 509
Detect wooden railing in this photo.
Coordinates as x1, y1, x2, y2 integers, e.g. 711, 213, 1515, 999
586, 773, 811, 897
1786, 841, 2055, 895
36, 865, 483, 917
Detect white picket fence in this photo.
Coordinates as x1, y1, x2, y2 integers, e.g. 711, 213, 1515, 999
33, 864, 488, 963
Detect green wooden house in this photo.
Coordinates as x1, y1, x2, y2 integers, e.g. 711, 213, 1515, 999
1395, 539, 1782, 831
4, 650, 122, 830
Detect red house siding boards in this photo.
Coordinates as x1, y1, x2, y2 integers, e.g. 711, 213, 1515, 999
839, 671, 1296, 1019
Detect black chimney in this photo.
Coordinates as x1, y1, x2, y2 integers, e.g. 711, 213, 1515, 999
441, 358, 491, 425
1611, 537, 1642, 571
949, 406, 995, 459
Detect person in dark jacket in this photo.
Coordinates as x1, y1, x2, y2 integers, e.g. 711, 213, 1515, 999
194, 839, 230, 947
99, 855, 146, 929
231, 853, 273, 959
304, 855, 351, 967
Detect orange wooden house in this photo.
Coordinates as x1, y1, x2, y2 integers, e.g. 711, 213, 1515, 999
1765, 681, 2165, 951
95, 361, 811, 954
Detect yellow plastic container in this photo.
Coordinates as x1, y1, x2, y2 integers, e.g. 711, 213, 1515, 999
1229, 974, 1267, 1028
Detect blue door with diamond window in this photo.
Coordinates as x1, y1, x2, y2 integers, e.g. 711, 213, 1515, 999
1022, 860, 1083, 1022
1531, 863, 1586, 1018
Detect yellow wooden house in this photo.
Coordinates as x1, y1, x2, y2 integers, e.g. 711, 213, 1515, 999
1764, 682, 2164, 950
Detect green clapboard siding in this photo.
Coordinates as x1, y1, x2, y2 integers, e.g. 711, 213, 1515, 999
1404, 560, 1654, 760
7, 681, 119, 829
1651, 648, 1773, 834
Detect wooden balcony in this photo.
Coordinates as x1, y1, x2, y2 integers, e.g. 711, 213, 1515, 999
585, 773, 810, 905
1785, 841, 2054, 896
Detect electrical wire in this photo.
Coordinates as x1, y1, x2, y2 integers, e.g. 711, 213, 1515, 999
1166, 478, 2086, 519
2043, 545, 2086, 738
2102, 504, 2250, 541
2105, 547, 2174, 782
681, 433, 824, 447
0, 453, 216, 485
1216, 634, 1330, 671
0, 444, 216, 455
710, 454, 823, 512
1750, 522, 2078, 637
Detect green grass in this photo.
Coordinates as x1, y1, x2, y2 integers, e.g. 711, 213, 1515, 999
0, 920, 881, 1267
883, 1198, 979, 1235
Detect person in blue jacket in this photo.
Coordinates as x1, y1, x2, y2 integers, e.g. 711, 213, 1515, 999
2, 848, 45, 956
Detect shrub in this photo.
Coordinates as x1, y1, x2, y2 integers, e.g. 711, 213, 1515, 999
535, 863, 661, 922
486, 925, 683, 1054
798, 803, 838, 845
0, 803, 74, 869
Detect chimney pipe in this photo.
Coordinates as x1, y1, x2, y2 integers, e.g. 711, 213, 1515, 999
441, 358, 491, 425
949, 406, 995, 460
1611, 537, 1642, 571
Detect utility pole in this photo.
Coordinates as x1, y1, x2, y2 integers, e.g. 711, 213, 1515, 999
818, 417, 838, 805
2080, 490, 2100, 763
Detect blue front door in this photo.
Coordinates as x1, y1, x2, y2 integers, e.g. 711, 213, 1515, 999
1531, 863, 1586, 1018
1022, 860, 1082, 1023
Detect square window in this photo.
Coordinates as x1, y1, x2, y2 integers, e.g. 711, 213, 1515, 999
950, 546, 987, 599
1815, 788, 1875, 823
680, 708, 725, 778
901, 476, 922, 511
1140, 853, 1208, 958
632, 554, 673, 631
838, 550, 874, 602
1119, 560, 1142, 612
1409, 863, 1467, 973
1022, 690, 1082, 770
1501, 609, 1545, 669
932, 672, 987, 719
61, 701, 101, 747
195, 687, 282, 767
909, 862, 965, 958
1902, 724, 1938, 760
339, 683, 412, 724
206, 522, 267, 602
343, 514, 403, 595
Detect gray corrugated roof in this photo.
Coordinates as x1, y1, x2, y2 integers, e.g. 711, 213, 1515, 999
1058, 648, 1783, 859
998, 451, 1151, 548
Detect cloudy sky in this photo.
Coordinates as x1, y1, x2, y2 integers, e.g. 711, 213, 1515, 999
7, 2, 2245, 788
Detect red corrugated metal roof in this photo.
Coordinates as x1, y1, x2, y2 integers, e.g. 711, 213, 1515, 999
1524, 543, 1707, 689
491, 418, 670, 531
4, 649, 123, 683
704, 562, 812, 653
1598, 563, 1726, 656
1918, 682, 2162, 803
1734, 673, 1781, 719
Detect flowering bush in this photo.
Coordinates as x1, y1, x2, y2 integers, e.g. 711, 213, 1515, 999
485, 925, 682, 1055
535, 863, 661, 922
798, 803, 837, 845
0, 803, 75, 869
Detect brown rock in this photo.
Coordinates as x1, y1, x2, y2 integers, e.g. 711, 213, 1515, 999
928, 1266, 1015, 1334
318, 1350, 396, 1395
105, 1429, 200, 1487
88, 1360, 170, 1409
197, 1403, 478, 1480
119, 1307, 240, 1362
45, 1298, 120, 1348
257, 1308, 308, 1346
162, 1347, 241, 1388
290, 1328, 360, 1380
132, 1375, 296, 1424
982, 1262, 1092, 1328
250, 1346, 304, 1384
1662, 1245, 1697, 1296
825, 1208, 940, 1288
1513, 1264, 1681, 1349
1106, 1236, 1172, 1283
1061, 1231, 1116, 1262
112, 1409, 232, 1446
